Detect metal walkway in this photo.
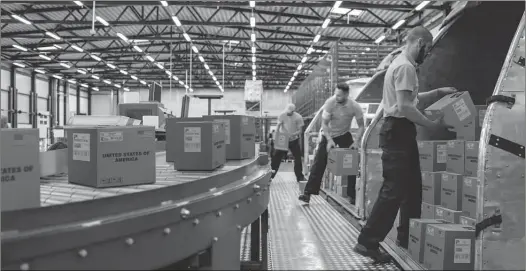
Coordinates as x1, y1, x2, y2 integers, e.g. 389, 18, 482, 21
242, 164, 399, 270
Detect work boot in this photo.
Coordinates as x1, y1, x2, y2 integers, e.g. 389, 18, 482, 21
353, 244, 391, 264
298, 193, 310, 203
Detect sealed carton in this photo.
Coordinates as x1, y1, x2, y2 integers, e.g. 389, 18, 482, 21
327, 148, 359, 176
422, 171, 442, 205
274, 131, 290, 151
1, 129, 40, 211
446, 140, 465, 174
435, 206, 463, 223
173, 121, 226, 171
203, 115, 256, 160
460, 216, 476, 227
424, 91, 477, 128
334, 176, 349, 186
422, 202, 436, 219
457, 105, 487, 140
441, 172, 463, 211
408, 219, 447, 263
462, 177, 479, 219
464, 141, 479, 177
166, 117, 206, 162
335, 185, 348, 198
423, 224, 475, 270
418, 141, 447, 172
67, 126, 156, 188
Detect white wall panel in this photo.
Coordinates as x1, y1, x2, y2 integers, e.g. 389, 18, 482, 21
1, 90, 8, 114
1, 69, 10, 90
15, 73, 31, 94
69, 94, 77, 114
17, 94, 30, 123
80, 90, 88, 98
80, 97, 88, 114
36, 79, 48, 98
91, 93, 114, 115
37, 97, 48, 112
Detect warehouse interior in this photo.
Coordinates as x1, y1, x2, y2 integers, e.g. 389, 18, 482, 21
0, 1, 524, 270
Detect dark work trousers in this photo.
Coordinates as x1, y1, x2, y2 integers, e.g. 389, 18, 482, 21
304, 132, 356, 199
357, 117, 422, 249
271, 138, 305, 181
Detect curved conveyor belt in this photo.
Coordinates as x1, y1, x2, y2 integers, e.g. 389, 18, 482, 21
2, 152, 272, 270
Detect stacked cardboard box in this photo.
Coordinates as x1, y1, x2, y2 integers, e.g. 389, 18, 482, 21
203, 115, 256, 160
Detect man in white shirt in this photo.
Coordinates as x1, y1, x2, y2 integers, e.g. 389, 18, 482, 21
270, 104, 305, 181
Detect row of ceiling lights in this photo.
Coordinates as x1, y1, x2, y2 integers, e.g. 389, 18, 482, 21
374, 1, 431, 44
249, 1, 257, 81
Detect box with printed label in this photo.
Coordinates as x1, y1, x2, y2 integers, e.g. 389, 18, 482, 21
462, 177, 479, 219
441, 172, 463, 211
423, 224, 475, 270
274, 131, 290, 151
457, 105, 487, 140
422, 171, 442, 205
418, 141, 448, 172
1, 129, 40, 211
446, 140, 465, 174
173, 121, 226, 171
460, 216, 476, 228
435, 206, 463, 223
424, 91, 477, 128
166, 117, 206, 162
327, 148, 359, 176
422, 202, 436, 219
203, 115, 256, 160
66, 126, 156, 188
464, 141, 479, 177
408, 219, 447, 263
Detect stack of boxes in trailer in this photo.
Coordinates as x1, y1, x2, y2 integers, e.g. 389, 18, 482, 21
409, 92, 487, 270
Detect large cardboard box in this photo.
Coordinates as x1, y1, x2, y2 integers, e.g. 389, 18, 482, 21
327, 148, 359, 176
435, 206, 463, 223
457, 105, 487, 140
424, 91, 477, 128
418, 141, 447, 172
335, 185, 348, 198
460, 216, 476, 228
67, 126, 156, 188
423, 224, 475, 270
203, 115, 256, 160
166, 117, 206, 162
422, 171, 442, 205
422, 202, 436, 219
462, 177, 479, 219
464, 141, 479, 177
441, 172, 463, 211
274, 131, 290, 151
173, 121, 226, 171
408, 219, 447, 263
334, 176, 349, 186
1, 129, 41, 211
446, 140, 465, 175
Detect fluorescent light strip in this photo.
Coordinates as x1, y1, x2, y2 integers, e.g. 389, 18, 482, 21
93, 87, 99, 91
103, 80, 111, 84
39, 54, 52, 61
131, 75, 138, 80
91, 55, 102, 61
183, 33, 191, 42
74, 1, 83, 6
208, 70, 213, 76
415, 1, 431, 11
172, 16, 182, 27
392, 19, 406, 30
172, 75, 179, 80
140, 80, 147, 85
133, 45, 143, 52
375, 35, 386, 44
91, 75, 100, 80
120, 70, 128, 75
252, 47, 256, 54
13, 44, 28, 51
59, 62, 71, 68
204, 64, 209, 70
96, 16, 109, 26
68, 79, 76, 84
11, 15, 32, 25
249, 1, 255, 8
322, 19, 330, 29
192, 46, 199, 53
146, 55, 155, 62
124, 88, 130, 92
114, 84, 121, 88
77, 69, 87, 74
198, 56, 205, 62
34, 69, 45, 74
251, 33, 256, 42
155, 63, 164, 69
81, 84, 89, 88
71, 45, 83, 52
250, 17, 256, 27
333, 1, 342, 10
13, 63, 25, 68
53, 75, 62, 80
45, 32, 61, 40
313, 34, 321, 43
165, 70, 172, 76
107, 63, 116, 69
116, 33, 129, 42
160, 1, 168, 7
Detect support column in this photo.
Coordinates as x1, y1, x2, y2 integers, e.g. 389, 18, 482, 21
55, 79, 60, 126
49, 79, 56, 144
210, 229, 242, 270
63, 81, 69, 124
76, 85, 81, 115
87, 88, 92, 115
9, 65, 17, 128
30, 72, 37, 128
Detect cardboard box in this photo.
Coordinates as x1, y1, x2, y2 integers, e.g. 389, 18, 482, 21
203, 115, 256, 160
441, 172, 463, 211
327, 148, 359, 176
446, 140, 465, 174
173, 121, 226, 171
435, 206, 463, 223
464, 141, 479, 177
166, 117, 206, 162
422, 171, 442, 205
1, 129, 41, 211
418, 141, 448, 172
462, 177, 479, 219
335, 185, 348, 197
422, 202, 436, 219
274, 131, 290, 151
424, 91, 477, 128
334, 176, 349, 186
423, 224, 475, 270
67, 126, 156, 188
455, 105, 486, 140
460, 216, 476, 228
408, 219, 447, 263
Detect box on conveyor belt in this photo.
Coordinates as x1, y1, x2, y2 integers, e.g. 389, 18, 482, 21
441, 172, 463, 211
1, 129, 40, 211
203, 115, 256, 160
424, 91, 477, 128
165, 117, 206, 162
418, 141, 447, 172
456, 105, 487, 140
446, 140, 465, 174
464, 141, 479, 177
327, 148, 359, 176
422, 171, 442, 205
422, 202, 436, 219
435, 206, 463, 224
423, 224, 475, 270
462, 177, 479, 219
67, 126, 156, 188
274, 131, 290, 151
460, 216, 476, 228
335, 185, 348, 198
173, 121, 226, 171
408, 219, 447, 264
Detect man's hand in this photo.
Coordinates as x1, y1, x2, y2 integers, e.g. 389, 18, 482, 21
350, 142, 360, 150
326, 140, 336, 152
439, 87, 458, 96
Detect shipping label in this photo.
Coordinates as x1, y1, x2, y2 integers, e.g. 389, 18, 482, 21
453, 98, 472, 122
454, 239, 471, 264
418, 141, 424, 148
342, 154, 353, 168
442, 173, 449, 182
436, 208, 444, 217
464, 177, 473, 187
427, 226, 435, 236
73, 133, 91, 162
466, 142, 475, 150
184, 127, 201, 153
100, 131, 123, 142
437, 144, 447, 163
217, 119, 231, 144
448, 141, 455, 147
242, 116, 249, 125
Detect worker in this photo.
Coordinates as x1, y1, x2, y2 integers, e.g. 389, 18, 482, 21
353, 26, 457, 263
299, 82, 365, 204
270, 104, 305, 182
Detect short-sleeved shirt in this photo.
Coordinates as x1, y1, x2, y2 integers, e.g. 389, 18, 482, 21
278, 112, 304, 141
322, 96, 363, 138
382, 52, 419, 118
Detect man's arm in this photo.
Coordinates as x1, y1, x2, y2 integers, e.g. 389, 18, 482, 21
417, 87, 457, 109
321, 103, 334, 142
276, 114, 286, 133
292, 116, 305, 136
354, 103, 366, 145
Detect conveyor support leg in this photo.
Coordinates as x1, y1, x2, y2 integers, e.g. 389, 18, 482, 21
210, 229, 242, 270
